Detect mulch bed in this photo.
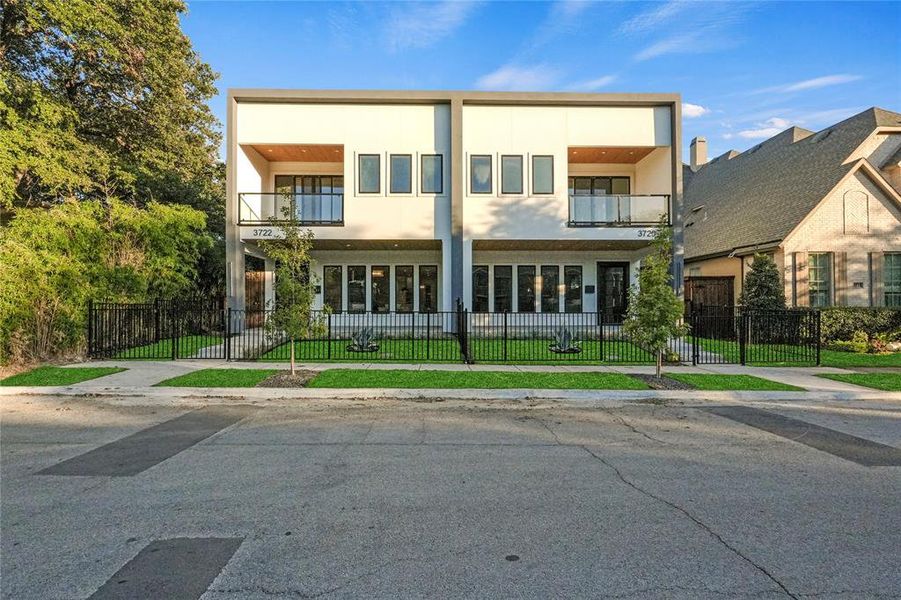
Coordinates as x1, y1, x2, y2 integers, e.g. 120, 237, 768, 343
256, 370, 318, 388
632, 374, 695, 390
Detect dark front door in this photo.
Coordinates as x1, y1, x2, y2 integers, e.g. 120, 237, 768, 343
245, 271, 265, 328
597, 262, 629, 322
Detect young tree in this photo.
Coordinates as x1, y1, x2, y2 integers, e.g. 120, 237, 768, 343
623, 220, 687, 378
258, 218, 326, 376
739, 254, 786, 311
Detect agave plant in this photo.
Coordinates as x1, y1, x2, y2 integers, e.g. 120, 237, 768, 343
549, 327, 581, 354
348, 327, 379, 352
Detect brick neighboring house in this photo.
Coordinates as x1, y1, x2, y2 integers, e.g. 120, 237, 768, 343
682, 107, 901, 309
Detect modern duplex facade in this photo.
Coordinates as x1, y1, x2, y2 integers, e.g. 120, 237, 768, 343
226, 90, 683, 319
683, 107, 901, 309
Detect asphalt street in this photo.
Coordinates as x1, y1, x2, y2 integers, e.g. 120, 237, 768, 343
2, 394, 900, 599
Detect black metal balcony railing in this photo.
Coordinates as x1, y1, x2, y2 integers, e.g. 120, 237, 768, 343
567, 194, 670, 227
239, 192, 344, 226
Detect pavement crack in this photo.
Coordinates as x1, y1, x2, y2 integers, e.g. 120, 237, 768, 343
533, 415, 564, 445
581, 445, 799, 600
601, 407, 670, 444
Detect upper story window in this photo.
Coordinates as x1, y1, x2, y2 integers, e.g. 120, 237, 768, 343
501, 155, 523, 195
532, 155, 554, 195
470, 155, 492, 194
885, 253, 901, 307
568, 176, 630, 195
421, 155, 443, 194
358, 154, 380, 194
808, 252, 832, 307
389, 154, 412, 194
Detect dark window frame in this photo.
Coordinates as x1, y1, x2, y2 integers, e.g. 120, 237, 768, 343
370, 265, 390, 313
501, 155, 523, 195
568, 175, 631, 195
358, 154, 381, 194
541, 265, 560, 313
470, 155, 493, 195
347, 265, 367, 314
418, 265, 439, 313
389, 154, 413, 194
395, 264, 414, 313
517, 265, 536, 313
472, 265, 490, 312
531, 155, 554, 195
323, 265, 343, 314
420, 154, 444, 195
564, 265, 582, 313
493, 265, 513, 313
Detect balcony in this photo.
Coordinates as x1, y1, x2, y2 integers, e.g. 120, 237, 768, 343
567, 194, 669, 227
239, 192, 344, 226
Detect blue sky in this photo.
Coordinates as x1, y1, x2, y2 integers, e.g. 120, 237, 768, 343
182, 0, 901, 160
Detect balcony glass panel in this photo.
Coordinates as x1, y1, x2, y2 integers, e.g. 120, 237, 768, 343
567, 194, 669, 227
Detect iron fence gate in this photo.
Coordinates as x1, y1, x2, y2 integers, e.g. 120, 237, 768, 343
87, 300, 820, 365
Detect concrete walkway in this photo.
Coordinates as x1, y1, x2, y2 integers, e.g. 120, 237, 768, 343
0, 359, 896, 402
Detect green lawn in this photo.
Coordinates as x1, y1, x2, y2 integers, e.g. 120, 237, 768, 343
666, 373, 804, 391
695, 337, 900, 368
0, 366, 126, 386
114, 335, 222, 359
307, 369, 650, 390
260, 338, 659, 365
818, 373, 901, 392
155, 368, 278, 387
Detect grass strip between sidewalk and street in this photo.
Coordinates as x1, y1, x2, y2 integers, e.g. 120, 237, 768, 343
155, 368, 278, 388
306, 369, 649, 390
0, 366, 126, 386
817, 373, 901, 392
665, 373, 804, 391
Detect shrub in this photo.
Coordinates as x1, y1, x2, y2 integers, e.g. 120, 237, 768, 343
740, 254, 786, 311
819, 307, 901, 344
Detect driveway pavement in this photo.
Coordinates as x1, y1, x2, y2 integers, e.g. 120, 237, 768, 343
2, 394, 900, 599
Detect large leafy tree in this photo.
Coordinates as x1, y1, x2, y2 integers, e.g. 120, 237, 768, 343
0, 0, 224, 290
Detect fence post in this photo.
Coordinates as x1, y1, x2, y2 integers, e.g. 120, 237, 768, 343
426, 311, 431, 361
815, 310, 821, 366
171, 303, 178, 360
464, 308, 471, 364
599, 310, 605, 362
87, 300, 94, 358
739, 313, 747, 366
410, 312, 415, 360
154, 298, 161, 343
503, 311, 508, 363
691, 313, 698, 366
226, 308, 232, 361
327, 312, 332, 360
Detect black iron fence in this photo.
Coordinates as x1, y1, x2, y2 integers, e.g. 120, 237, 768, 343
87, 300, 821, 365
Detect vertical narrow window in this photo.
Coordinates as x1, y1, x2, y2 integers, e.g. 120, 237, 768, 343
885, 253, 901, 307
808, 253, 832, 307
494, 266, 512, 313
358, 154, 380, 194
389, 154, 412, 194
517, 266, 536, 312
395, 265, 414, 312
470, 155, 492, 194
371, 265, 389, 313
541, 265, 560, 313
472, 266, 489, 312
501, 155, 523, 194
532, 155, 554, 195
419, 265, 438, 312
323, 266, 342, 313
347, 266, 366, 313
564, 266, 582, 313
274, 175, 294, 219
421, 155, 443, 194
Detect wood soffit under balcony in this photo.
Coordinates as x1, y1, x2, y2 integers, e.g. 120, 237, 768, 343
568, 146, 655, 164
249, 144, 344, 162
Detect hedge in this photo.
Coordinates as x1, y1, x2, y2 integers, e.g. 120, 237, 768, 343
819, 307, 901, 343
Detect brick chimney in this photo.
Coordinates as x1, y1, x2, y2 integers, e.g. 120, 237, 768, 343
690, 136, 708, 171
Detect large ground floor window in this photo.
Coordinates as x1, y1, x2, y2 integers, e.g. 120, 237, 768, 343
322, 264, 440, 313
470, 263, 611, 314
808, 253, 832, 307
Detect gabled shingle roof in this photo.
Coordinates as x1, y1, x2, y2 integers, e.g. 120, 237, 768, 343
683, 107, 901, 261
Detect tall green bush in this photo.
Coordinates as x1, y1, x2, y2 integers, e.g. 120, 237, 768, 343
739, 254, 786, 310
0, 199, 210, 363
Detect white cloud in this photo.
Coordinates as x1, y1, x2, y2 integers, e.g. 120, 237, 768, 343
755, 74, 863, 94
682, 103, 711, 118
567, 75, 616, 91
554, 0, 593, 19
619, 1, 690, 35
384, 1, 479, 51
627, 2, 752, 61
475, 64, 560, 91
634, 34, 699, 61
736, 117, 792, 139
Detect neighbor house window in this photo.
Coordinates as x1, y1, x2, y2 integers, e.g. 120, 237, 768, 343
323, 266, 342, 313
472, 265, 489, 312
517, 266, 536, 312
421, 155, 443, 194
501, 155, 523, 194
390, 154, 412, 194
494, 266, 512, 313
419, 265, 438, 312
808, 253, 832, 307
532, 155, 554, 195
885, 253, 901, 307
347, 266, 366, 313
564, 266, 582, 313
541, 265, 560, 313
470, 155, 492, 194
358, 154, 380, 193
371, 265, 389, 313
395, 265, 414, 312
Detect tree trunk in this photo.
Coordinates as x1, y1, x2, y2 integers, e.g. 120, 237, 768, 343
656, 351, 663, 378
290, 336, 296, 376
